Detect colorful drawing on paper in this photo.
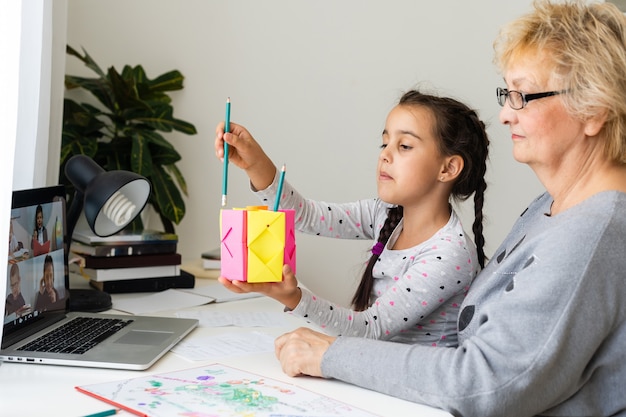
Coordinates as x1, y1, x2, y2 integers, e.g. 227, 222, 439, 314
76, 364, 379, 417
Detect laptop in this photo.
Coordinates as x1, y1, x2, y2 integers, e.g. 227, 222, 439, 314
2, 185, 198, 370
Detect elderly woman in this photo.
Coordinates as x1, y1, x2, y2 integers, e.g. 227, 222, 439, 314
272, 1, 626, 416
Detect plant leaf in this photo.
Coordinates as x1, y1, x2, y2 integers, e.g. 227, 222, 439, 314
66, 45, 106, 78
62, 99, 105, 132
164, 164, 188, 196
148, 70, 185, 92
127, 106, 197, 135
131, 132, 153, 177
140, 130, 183, 165
171, 118, 197, 135
150, 165, 185, 225
141, 130, 175, 151
60, 131, 99, 159
151, 148, 182, 166
100, 140, 131, 172
61, 99, 104, 167
65, 75, 116, 112
108, 66, 146, 112
130, 107, 174, 132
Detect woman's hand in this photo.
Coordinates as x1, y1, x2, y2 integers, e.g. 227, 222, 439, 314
218, 264, 302, 310
215, 121, 277, 191
274, 327, 336, 377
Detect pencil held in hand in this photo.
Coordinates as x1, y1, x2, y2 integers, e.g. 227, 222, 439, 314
273, 164, 286, 211
222, 97, 231, 207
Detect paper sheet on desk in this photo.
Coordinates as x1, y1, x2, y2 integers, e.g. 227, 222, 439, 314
76, 363, 381, 417
112, 289, 215, 315
171, 331, 275, 361
180, 282, 262, 302
176, 310, 290, 327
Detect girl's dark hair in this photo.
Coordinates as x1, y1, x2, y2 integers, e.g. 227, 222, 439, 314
34, 204, 43, 230
351, 90, 490, 311
43, 255, 54, 276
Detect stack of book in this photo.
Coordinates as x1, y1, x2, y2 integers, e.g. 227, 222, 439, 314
69, 229, 194, 293
201, 248, 221, 270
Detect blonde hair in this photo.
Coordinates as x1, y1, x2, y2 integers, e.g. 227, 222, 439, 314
494, 0, 626, 163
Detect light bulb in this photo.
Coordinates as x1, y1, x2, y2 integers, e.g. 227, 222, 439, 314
102, 191, 137, 227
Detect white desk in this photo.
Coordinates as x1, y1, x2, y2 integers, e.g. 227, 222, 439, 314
0, 277, 451, 417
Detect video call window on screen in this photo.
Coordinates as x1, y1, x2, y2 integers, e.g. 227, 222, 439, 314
6, 198, 67, 326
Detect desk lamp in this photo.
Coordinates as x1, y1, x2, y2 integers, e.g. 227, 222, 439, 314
64, 154, 151, 312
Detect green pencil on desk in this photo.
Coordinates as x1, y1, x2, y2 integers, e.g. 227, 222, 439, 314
221, 97, 231, 207
273, 164, 286, 211
80, 409, 119, 417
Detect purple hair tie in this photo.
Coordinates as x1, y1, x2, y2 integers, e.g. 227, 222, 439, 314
372, 242, 384, 256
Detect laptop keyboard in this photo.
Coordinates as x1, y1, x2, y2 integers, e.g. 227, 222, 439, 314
17, 317, 134, 355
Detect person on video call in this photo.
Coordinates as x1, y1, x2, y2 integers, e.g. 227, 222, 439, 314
5, 263, 29, 317
34, 255, 60, 312
9, 220, 19, 255
31, 205, 50, 256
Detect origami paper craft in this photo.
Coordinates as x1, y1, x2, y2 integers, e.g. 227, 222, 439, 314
220, 207, 296, 282
220, 209, 247, 281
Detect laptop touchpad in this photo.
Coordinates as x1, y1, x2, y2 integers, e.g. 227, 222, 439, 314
115, 330, 173, 345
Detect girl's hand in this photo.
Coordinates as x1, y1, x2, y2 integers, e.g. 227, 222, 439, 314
214, 121, 277, 191
218, 264, 302, 310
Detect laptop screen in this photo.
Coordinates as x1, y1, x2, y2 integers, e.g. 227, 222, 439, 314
5, 186, 68, 338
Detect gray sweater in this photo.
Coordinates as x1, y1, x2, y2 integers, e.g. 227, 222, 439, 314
321, 191, 626, 417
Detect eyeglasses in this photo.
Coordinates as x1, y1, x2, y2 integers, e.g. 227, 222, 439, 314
496, 87, 566, 110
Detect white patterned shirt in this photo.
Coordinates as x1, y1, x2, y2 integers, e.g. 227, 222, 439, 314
254, 174, 478, 346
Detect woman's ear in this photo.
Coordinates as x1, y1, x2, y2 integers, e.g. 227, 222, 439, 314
440, 155, 464, 182
584, 109, 608, 137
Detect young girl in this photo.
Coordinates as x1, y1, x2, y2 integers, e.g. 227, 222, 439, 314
215, 90, 489, 346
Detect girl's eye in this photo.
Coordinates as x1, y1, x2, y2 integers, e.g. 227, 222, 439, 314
379, 144, 388, 149
400, 144, 412, 150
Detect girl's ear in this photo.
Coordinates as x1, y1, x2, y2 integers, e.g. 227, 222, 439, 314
440, 155, 464, 182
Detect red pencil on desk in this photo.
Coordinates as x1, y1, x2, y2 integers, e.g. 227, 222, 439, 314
75, 386, 147, 417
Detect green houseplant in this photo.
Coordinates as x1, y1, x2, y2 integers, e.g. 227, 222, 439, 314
60, 45, 197, 233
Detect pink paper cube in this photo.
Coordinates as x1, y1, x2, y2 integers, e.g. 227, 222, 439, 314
220, 207, 296, 282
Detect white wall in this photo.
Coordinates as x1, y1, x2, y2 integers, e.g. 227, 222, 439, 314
13, 0, 48, 190
63, 0, 543, 305
1, 1, 21, 342
12, 0, 67, 191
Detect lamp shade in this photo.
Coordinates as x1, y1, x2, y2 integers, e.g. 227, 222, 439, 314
65, 155, 151, 237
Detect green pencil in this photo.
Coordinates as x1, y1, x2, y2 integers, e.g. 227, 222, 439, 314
273, 164, 286, 211
221, 97, 231, 207
80, 409, 119, 417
